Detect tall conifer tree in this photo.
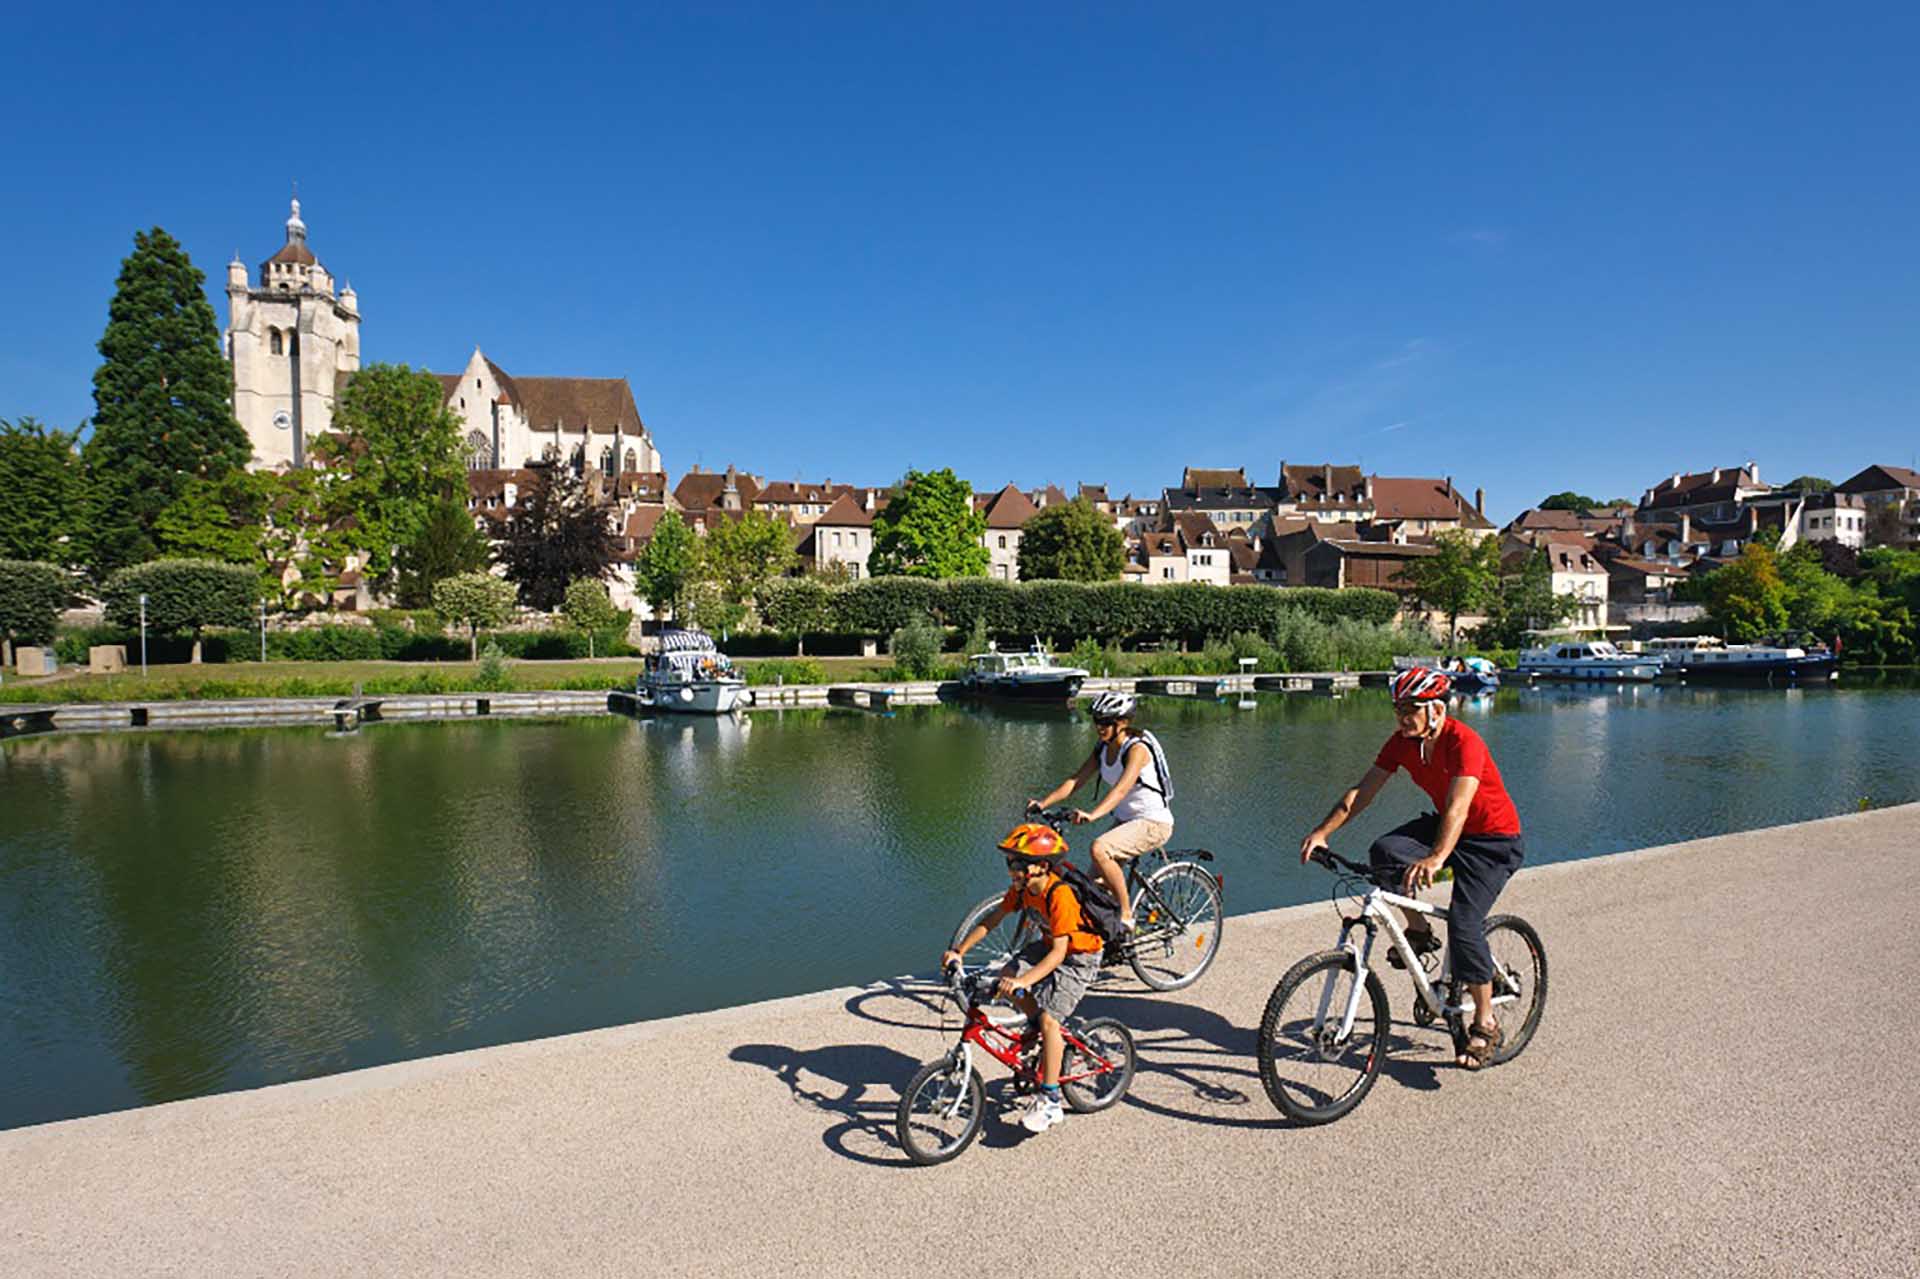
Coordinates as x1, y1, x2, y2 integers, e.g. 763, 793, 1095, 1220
84, 227, 251, 575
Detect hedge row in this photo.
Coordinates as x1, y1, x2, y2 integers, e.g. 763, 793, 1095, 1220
756, 577, 1399, 642
52, 622, 635, 666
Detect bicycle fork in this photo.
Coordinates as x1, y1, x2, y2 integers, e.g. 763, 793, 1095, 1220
940, 1043, 976, 1120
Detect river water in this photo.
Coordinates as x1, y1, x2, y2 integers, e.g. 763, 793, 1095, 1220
3, 682, 1917, 1130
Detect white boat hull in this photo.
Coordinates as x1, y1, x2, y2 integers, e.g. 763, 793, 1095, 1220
1518, 660, 1662, 682
638, 679, 752, 714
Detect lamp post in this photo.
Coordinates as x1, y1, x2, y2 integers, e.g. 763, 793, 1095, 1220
259, 600, 267, 662
139, 593, 148, 677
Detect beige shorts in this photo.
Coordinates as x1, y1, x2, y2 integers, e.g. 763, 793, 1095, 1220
1094, 818, 1173, 859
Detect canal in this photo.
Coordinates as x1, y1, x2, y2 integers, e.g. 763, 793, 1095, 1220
3, 682, 1917, 1131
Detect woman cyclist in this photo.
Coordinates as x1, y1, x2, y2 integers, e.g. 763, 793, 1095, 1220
1029, 691, 1174, 936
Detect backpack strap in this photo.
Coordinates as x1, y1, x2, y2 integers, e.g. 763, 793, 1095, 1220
1126, 734, 1166, 797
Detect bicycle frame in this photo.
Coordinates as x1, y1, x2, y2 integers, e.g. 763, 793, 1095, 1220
1324, 885, 1522, 1041
932, 970, 1117, 1114
1108, 847, 1219, 955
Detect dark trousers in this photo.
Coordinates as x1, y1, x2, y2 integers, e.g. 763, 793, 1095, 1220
1368, 814, 1524, 986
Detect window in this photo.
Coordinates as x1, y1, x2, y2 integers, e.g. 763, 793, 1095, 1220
625, 448, 637, 472
832, 531, 843, 547
998, 535, 1007, 548
269, 329, 283, 355
1162, 567, 1175, 580
600, 447, 614, 474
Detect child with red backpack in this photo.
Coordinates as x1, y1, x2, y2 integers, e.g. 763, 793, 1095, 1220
941, 821, 1106, 1134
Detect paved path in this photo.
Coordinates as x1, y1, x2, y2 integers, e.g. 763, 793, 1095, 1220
4, 807, 1917, 1277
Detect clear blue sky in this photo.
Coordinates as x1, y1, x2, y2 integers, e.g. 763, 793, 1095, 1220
3, 2, 1915, 521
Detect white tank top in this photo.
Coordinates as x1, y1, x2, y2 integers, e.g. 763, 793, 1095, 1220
1099, 736, 1174, 826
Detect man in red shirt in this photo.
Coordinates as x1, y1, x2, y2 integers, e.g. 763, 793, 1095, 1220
1299, 666, 1525, 1069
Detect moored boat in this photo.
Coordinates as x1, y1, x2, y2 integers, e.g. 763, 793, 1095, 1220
1642, 636, 1838, 683
1517, 639, 1662, 682
956, 643, 1088, 703
637, 629, 752, 714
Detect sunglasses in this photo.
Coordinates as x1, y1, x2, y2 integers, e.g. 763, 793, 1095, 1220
1006, 858, 1041, 872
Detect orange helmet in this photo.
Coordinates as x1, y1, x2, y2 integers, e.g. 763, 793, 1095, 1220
998, 822, 1067, 861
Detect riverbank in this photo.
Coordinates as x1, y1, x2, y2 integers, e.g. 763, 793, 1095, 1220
3, 805, 1913, 1277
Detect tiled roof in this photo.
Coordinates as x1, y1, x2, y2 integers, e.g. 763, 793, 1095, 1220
814, 492, 873, 528
1837, 464, 1920, 494
266, 241, 317, 266
1170, 512, 1223, 546
757, 481, 856, 506
1513, 508, 1585, 531
466, 468, 543, 503
616, 471, 669, 500
511, 376, 643, 431
1077, 484, 1110, 505
674, 469, 760, 512
1281, 463, 1367, 501
1370, 477, 1492, 526
983, 483, 1040, 529
1182, 467, 1249, 490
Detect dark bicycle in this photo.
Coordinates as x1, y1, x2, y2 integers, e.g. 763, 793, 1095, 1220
947, 807, 1223, 991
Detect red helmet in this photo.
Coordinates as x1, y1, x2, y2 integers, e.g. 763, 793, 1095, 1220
998, 822, 1067, 861
1390, 666, 1451, 703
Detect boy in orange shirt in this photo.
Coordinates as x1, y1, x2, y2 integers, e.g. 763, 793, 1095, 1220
942, 821, 1105, 1134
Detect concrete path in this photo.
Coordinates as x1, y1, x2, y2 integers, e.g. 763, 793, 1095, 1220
4, 807, 1917, 1277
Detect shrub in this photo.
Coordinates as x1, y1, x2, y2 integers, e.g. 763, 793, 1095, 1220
473, 641, 511, 692
101, 559, 257, 663
741, 658, 828, 686
887, 615, 947, 679
0, 560, 67, 659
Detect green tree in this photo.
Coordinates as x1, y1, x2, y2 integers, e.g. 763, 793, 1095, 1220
636, 509, 699, 619
701, 509, 798, 619
498, 465, 617, 610
257, 468, 356, 609
310, 364, 467, 583
1781, 475, 1834, 493
869, 468, 989, 578
1017, 498, 1126, 581
0, 560, 68, 668
0, 417, 85, 563
83, 228, 251, 576
1539, 491, 1600, 512
1395, 530, 1500, 647
756, 576, 834, 652
102, 559, 256, 663
394, 497, 493, 607
561, 577, 623, 657
154, 470, 272, 574
432, 572, 518, 660
888, 614, 947, 678
1775, 543, 1851, 634
1476, 548, 1579, 647
1684, 542, 1790, 640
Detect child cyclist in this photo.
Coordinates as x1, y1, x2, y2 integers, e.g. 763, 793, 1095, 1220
1027, 691, 1173, 935
941, 822, 1105, 1134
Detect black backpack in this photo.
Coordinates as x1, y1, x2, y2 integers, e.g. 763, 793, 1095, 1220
1042, 863, 1125, 944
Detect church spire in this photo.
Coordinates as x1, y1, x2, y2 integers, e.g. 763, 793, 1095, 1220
286, 194, 307, 247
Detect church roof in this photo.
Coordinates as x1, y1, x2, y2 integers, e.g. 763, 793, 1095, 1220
266, 240, 317, 266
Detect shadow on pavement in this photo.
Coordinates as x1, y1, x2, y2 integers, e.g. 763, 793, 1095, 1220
730, 1042, 926, 1167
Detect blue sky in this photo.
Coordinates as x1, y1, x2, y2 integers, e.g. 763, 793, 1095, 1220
2, 2, 1915, 521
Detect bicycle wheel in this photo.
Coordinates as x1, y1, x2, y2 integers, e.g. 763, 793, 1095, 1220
896, 1056, 985, 1166
949, 892, 1040, 977
1127, 861, 1223, 991
1257, 950, 1389, 1125
1060, 1018, 1136, 1113
1481, 914, 1548, 1065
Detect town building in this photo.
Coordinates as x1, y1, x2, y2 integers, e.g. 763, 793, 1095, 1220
1836, 465, 1920, 546
978, 484, 1039, 580
1276, 463, 1373, 523
797, 492, 875, 578
1638, 463, 1769, 522
1369, 477, 1494, 539
226, 199, 361, 470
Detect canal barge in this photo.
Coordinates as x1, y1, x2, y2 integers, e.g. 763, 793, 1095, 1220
955, 643, 1089, 703
637, 629, 753, 714
1642, 636, 1839, 683
1517, 640, 1663, 682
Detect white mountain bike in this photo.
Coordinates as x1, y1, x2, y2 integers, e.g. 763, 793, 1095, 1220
1256, 847, 1547, 1125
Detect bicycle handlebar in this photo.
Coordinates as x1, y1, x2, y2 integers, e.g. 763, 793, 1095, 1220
1025, 805, 1077, 830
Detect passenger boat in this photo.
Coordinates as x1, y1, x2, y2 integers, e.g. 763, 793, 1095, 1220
636, 628, 753, 714
1516, 640, 1662, 682
955, 643, 1089, 703
1393, 654, 1501, 694
1641, 636, 1839, 683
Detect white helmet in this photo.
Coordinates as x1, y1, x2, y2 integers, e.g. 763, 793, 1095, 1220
1089, 691, 1136, 722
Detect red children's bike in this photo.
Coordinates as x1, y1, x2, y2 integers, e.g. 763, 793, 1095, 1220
896, 961, 1137, 1166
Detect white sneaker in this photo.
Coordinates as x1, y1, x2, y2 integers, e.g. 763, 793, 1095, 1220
1019, 1093, 1065, 1134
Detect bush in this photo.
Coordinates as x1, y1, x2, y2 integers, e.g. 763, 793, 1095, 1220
101, 559, 257, 663
887, 615, 947, 679
472, 642, 511, 692
0, 560, 68, 652
741, 657, 827, 686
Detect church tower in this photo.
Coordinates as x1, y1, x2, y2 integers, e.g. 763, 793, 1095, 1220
226, 197, 361, 469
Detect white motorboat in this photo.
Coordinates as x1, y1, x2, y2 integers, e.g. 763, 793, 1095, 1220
1641, 636, 1838, 683
956, 642, 1089, 702
637, 629, 753, 714
1517, 639, 1662, 682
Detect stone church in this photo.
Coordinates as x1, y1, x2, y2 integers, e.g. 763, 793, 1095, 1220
224, 199, 361, 470
225, 197, 663, 480
437, 349, 663, 478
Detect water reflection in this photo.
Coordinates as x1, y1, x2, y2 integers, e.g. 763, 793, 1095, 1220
3, 685, 1918, 1130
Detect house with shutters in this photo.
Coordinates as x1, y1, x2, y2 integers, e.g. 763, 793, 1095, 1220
797, 492, 876, 579
977, 484, 1040, 580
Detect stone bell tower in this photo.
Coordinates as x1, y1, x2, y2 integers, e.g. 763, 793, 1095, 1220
226, 196, 362, 469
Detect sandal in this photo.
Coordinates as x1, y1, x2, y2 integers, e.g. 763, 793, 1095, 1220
1458, 1021, 1503, 1070
1386, 929, 1441, 970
